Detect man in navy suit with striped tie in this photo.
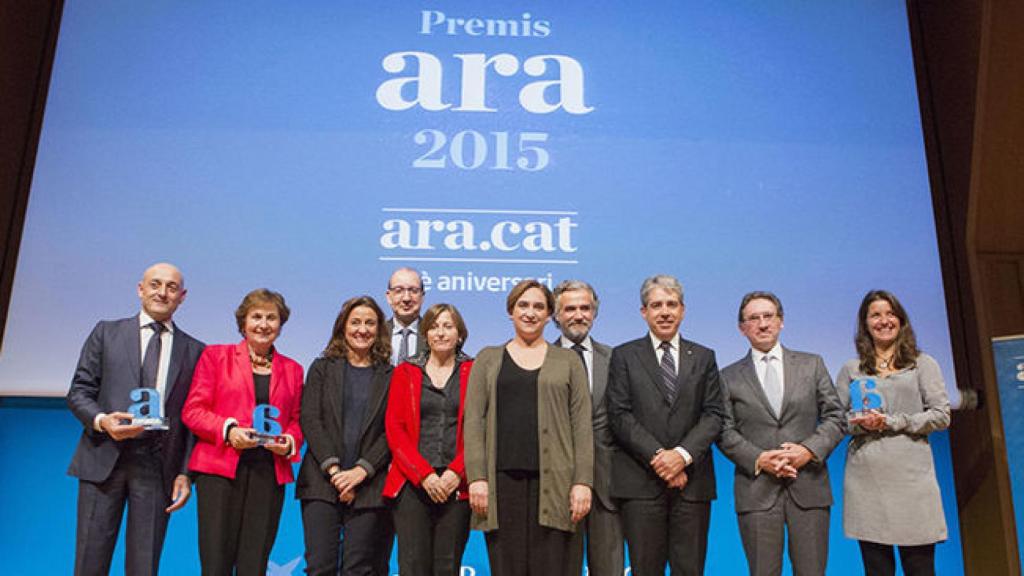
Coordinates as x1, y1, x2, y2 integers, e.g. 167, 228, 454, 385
606, 274, 725, 576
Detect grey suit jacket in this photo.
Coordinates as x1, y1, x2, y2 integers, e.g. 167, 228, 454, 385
67, 315, 205, 494
387, 317, 428, 361
590, 339, 616, 511
718, 347, 845, 513
557, 337, 616, 511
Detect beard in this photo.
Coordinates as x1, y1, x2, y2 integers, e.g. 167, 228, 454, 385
562, 322, 591, 343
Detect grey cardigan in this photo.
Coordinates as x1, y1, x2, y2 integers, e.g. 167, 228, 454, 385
463, 343, 594, 533
836, 353, 950, 545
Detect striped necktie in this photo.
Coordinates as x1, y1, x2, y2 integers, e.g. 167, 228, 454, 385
659, 340, 677, 403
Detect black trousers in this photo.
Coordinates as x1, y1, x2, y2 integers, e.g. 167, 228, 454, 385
195, 457, 284, 576
74, 443, 168, 576
619, 491, 711, 576
392, 484, 471, 576
858, 540, 936, 576
301, 499, 394, 576
484, 470, 571, 576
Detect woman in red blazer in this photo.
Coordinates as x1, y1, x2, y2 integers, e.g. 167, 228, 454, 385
383, 303, 474, 576
183, 289, 303, 576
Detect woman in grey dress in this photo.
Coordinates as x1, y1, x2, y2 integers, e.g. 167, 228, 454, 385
837, 290, 951, 576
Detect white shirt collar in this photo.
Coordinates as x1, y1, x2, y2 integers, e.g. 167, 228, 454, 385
648, 331, 679, 351
393, 318, 418, 334
751, 341, 783, 363
139, 311, 174, 334
559, 334, 593, 351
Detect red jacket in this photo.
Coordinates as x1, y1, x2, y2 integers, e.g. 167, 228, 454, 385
383, 359, 473, 500
183, 340, 304, 485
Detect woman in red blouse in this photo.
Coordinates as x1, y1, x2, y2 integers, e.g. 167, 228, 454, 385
182, 288, 303, 576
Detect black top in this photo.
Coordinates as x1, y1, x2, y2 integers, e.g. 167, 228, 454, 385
418, 362, 462, 468
241, 372, 274, 465
342, 364, 373, 469
495, 349, 540, 472
253, 372, 271, 406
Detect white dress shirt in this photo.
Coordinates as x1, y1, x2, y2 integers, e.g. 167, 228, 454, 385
391, 318, 419, 362
648, 331, 680, 376
751, 341, 785, 400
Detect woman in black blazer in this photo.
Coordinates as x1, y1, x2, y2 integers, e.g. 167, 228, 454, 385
296, 296, 394, 575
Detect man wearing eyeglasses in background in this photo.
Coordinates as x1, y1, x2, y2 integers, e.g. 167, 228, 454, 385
385, 267, 428, 365
717, 291, 845, 576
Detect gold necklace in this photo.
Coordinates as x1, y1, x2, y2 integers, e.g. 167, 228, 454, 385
876, 352, 895, 370
250, 348, 273, 369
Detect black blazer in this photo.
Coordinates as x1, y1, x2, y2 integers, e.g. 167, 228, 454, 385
295, 356, 392, 509
606, 334, 724, 501
67, 315, 205, 495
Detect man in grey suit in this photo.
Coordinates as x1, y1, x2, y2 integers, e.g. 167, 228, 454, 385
718, 291, 845, 576
553, 280, 624, 576
385, 267, 428, 364
66, 263, 205, 576
607, 274, 724, 576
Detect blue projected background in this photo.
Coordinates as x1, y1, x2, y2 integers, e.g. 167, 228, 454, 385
0, 1, 962, 574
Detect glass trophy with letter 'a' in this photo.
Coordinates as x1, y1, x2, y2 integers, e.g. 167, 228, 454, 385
249, 404, 287, 446
847, 377, 885, 418
125, 387, 170, 430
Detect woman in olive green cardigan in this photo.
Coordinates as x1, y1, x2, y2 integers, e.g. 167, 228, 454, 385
463, 279, 594, 574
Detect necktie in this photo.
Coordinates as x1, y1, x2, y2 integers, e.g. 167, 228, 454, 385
762, 355, 783, 416
142, 322, 164, 389
397, 327, 412, 364
571, 342, 588, 381
659, 340, 677, 403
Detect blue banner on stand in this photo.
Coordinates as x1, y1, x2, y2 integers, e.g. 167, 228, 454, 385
993, 334, 1024, 566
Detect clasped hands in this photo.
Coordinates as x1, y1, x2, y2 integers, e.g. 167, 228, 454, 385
757, 442, 813, 479
421, 469, 461, 504
651, 448, 688, 490
330, 466, 368, 504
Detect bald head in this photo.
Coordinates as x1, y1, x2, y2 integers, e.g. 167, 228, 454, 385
386, 267, 424, 325
137, 262, 186, 322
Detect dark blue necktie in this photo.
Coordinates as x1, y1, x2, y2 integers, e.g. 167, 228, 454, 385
142, 322, 164, 388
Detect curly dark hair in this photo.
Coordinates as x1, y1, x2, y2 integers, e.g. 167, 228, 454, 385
322, 296, 391, 366
854, 290, 919, 375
